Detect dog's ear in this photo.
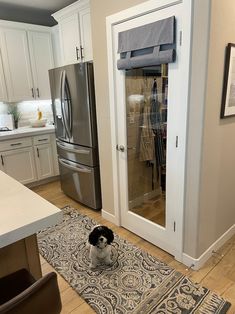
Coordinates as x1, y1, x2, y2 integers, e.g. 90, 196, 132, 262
89, 228, 99, 246
105, 227, 114, 244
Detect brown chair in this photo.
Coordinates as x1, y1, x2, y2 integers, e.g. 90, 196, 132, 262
0, 269, 62, 314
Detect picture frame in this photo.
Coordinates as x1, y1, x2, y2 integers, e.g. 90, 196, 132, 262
221, 43, 235, 118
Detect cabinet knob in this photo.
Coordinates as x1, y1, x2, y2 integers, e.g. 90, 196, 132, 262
76, 46, 80, 60
10, 143, 22, 146
31, 88, 35, 98
80, 45, 84, 59
37, 88, 40, 98
1, 155, 4, 166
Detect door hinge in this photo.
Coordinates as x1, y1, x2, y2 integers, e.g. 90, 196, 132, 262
174, 221, 176, 232
175, 136, 178, 148
179, 31, 182, 46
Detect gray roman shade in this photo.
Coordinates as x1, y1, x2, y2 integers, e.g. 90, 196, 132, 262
117, 16, 176, 70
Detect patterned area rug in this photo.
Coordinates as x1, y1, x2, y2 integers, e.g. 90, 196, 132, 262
37, 206, 231, 314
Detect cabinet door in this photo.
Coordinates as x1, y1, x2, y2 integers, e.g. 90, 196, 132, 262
34, 144, 54, 180
59, 13, 81, 65
0, 147, 36, 184
0, 54, 7, 101
51, 25, 63, 67
51, 133, 59, 175
28, 31, 54, 100
79, 7, 93, 61
0, 28, 34, 102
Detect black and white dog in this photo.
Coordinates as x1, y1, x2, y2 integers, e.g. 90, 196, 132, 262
88, 225, 114, 268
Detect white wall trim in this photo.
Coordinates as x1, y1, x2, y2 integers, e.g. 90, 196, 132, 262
0, 19, 51, 31
183, 0, 211, 258
52, 0, 89, 21
106, 0, 182, 26
182, 224, 235, 270
106, 16, 121, 226
102, 209, 120, 226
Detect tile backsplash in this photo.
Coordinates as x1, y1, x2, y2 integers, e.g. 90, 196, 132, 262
0, 100, 54, 127
0, 103, 8, 115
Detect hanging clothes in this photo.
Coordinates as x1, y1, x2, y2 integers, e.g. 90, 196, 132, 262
139, 101, 155, 162
150, 78, 166, 168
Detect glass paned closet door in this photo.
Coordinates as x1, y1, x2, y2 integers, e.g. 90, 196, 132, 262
112, 1, 187, 255
126, 65, 168, 227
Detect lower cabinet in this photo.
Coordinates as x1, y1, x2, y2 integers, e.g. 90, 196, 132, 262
34, 144, 54, 180
0, 133, 59, 184
0, 147, 36, 184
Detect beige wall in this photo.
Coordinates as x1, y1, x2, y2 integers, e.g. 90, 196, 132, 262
183, 0, 211, 258
90, 0, 147, 215
197, 0, 235, 256
90, 0, 235, 261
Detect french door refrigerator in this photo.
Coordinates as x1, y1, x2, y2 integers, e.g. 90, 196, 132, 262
49, 62, 102, 209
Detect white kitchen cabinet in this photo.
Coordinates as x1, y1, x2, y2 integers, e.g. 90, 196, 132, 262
51, 25, 63, 68
0, 28, 34, 102
34, 144, 54, 180
0, 131, 59, 185
58, 13, 81, 65
79, 7, 93, 62
0, 25, 54, 102
0, 147, 37, 184
28, 31, 54, 100
33, 133, 54, 180
0, 52, 7, 102
52, 0, 93, 65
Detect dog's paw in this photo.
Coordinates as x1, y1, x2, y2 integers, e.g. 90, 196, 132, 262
105, 258, 113, 265
89, 263, 97, 269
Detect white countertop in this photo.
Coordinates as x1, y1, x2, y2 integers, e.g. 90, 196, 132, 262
0, 170, 62, 248
0, 125, 55, 140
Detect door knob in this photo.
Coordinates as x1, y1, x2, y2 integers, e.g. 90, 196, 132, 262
116, 145, 125, 152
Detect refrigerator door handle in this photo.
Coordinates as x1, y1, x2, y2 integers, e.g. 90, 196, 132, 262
57, 141, 90, 154
59, 158, 92, 173
60, 70, 71, 138
63, 71, 73, 138
65, 80, 73, 137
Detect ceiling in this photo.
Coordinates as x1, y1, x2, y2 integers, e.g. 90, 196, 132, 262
0, 0, 78, 26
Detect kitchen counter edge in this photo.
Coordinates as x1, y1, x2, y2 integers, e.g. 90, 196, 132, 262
0, 125, 55, 141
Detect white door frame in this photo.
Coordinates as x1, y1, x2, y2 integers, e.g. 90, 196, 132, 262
106, 0, 192, 261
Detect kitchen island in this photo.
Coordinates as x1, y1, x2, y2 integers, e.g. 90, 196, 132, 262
0, 170, 62, 279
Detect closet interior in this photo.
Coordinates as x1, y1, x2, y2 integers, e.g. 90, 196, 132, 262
126, 64, 168, 226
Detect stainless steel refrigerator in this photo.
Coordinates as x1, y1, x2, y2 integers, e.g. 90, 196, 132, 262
49, 62, 102, 209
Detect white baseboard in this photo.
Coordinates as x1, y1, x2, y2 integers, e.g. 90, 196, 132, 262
102, 209, 120, 226
181, 224, 235, 270
26, 175, 60, 188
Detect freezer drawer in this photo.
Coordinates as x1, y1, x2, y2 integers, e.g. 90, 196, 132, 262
58, 158, 102, 210
57, 140, 99, 167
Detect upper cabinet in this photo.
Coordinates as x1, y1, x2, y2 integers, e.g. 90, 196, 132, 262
28, 31, 54, 100
52, 0, 93, 65
59, 13, 81, 65
79, 7, 93, 62
0, 50, 7, 102
0, 22, 54, 102
0, 28, 33, 102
